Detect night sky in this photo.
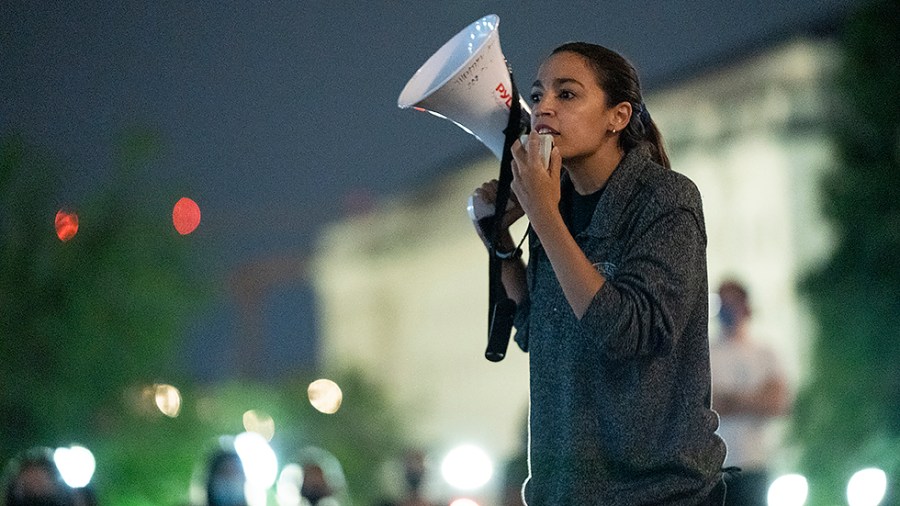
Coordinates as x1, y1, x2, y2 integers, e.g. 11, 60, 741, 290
1, 0, 867, 380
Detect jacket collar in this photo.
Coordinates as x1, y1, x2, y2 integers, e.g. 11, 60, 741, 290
566, 145, 653, 238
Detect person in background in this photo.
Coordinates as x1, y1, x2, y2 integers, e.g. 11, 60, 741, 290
2, 447, 75, 506
293, 446, 348, 506
205, 448, 247, 506
471, 42, 726, 505
710, 280, 792, 506
375, 449, 441, 506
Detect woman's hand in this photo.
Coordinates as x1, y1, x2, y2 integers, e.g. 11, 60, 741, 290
469, 179, 525, 251
471, 179, 525, 229
510, 131, 562, 233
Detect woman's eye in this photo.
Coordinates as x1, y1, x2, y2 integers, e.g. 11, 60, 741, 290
559, 90, 575, 100
530, 93, 542, 103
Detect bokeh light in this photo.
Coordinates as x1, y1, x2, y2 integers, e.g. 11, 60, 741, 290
54, 210, 78, 242
275, 463, 304, 506
245, 483, 267, 506
242, 409, 275, 441
847, 468, 887, 506
449, 499, 480, 506
767, 473, 809, 506
154, 384, 182, 417
307, 379, 343, 414
53, 445, 95, 488
172, 197, 201, 235
234, 432, 278, 492
440, 444, 493, 490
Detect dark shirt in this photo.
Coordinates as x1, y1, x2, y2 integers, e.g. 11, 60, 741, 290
563, 183, 605, 237
514, 146, 726, 505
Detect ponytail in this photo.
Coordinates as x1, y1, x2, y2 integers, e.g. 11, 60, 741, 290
624, 102, 670, 169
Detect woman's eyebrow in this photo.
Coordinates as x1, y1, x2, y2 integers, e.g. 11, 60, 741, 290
531, 77, 584, 89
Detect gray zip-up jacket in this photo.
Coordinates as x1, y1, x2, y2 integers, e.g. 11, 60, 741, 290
514, 146, 726, 505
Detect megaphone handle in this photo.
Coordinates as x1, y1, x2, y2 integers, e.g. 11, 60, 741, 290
485, 67, 525, 362
486, 297, 516, 362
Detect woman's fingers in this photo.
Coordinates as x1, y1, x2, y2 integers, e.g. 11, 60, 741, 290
473, 177, 524, 229
474, 179, 499, 203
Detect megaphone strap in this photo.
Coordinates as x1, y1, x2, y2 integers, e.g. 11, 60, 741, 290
485, 65, 525, 363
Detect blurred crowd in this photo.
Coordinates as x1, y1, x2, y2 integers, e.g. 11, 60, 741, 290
1, 441, 526, 506
2, 282, 794, 506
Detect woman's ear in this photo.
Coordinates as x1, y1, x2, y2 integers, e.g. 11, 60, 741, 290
609, 101, 633, 133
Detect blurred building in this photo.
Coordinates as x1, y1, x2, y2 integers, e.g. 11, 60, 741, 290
650, 37, 838, 390
311, 35, 838, 499
313, 151, 530, 459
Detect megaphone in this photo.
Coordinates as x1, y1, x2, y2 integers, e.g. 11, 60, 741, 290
398, 14, 534, 363
397, 14, 531, 159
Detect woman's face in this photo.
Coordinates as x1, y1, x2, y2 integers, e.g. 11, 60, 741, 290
530, 51, 616, 163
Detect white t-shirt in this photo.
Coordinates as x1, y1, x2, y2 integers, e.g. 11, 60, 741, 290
710, 338, 783, 469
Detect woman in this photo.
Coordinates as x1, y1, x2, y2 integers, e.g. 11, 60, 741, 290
472, 42, 727, 505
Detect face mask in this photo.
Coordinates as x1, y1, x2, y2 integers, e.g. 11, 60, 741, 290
405, 468, 424, 491
718, 304, 738, 332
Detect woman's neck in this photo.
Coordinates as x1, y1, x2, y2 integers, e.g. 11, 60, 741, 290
564, 142, 625, 195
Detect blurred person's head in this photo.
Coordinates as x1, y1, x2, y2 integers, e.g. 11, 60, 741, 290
717, 280, 751, 335
3, 447, 74, 506
293, 447, 347, 506
300, 464, 330, 505
205, 449, 246, 506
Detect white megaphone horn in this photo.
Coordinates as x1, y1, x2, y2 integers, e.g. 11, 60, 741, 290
397, 14, 531, 159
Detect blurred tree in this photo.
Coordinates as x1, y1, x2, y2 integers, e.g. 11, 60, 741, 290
792, 0, 900, 503
1, 133, 410, 505
0, 130, 209, 502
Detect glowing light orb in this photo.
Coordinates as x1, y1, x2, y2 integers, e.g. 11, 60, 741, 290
154, 384, 182, 417
53, 445, 95, 488
234, 431, 278, 490
308, 379, 343, 414
441, 444, 493, 490
172, 197, 201, 235
767, 473, 809, 506
276, 464, 304, 506
55, 210, 79, 241
242, 409, 275, 441
847, 468, 887, 506
450, 499, 480, 506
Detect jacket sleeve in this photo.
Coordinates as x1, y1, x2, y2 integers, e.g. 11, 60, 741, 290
577, 205, 706, 360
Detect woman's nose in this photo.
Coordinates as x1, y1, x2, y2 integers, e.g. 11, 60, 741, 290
533, 100, 552, 117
